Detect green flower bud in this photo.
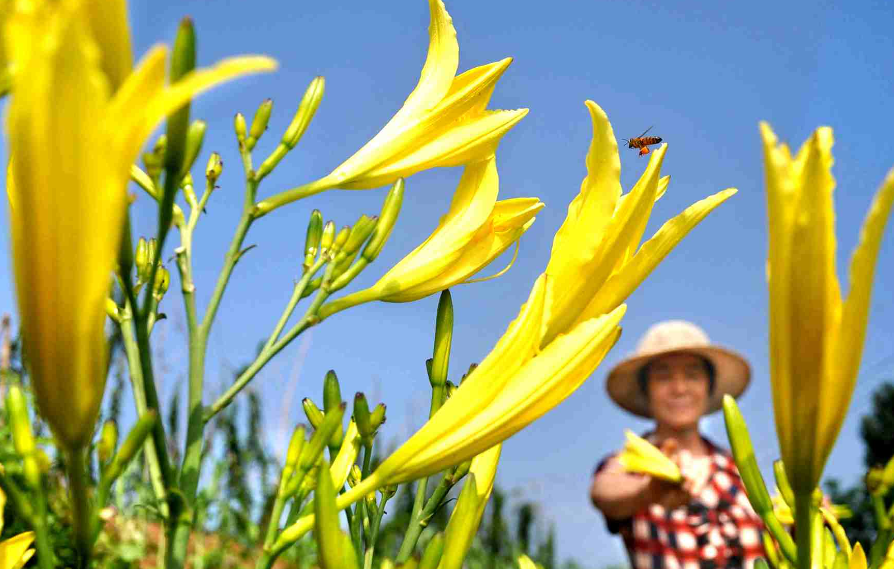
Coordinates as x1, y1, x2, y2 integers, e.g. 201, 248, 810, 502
354, 393, 372, 440
7, 385, 35, 457
142, 135, 167, 178
181, 119, 207, 176
337, 215, 377, 264
165, 18, 196, 172
450, 458, 472, 483
135, 237, 149, 280
348, 464, 362, 487
431, 290, 453, 389
106, 411, 157, 482
369, 403, 386, 432
323, 370, 341, 413
332, 226, 350, 259
362, 179, 403, 262
34, 449, 52, 474
866, 467, 885, 495
23, 455, 41, 490
155, 266, 171, 298
304, 210, 324, 269
882, 454, 894, 488
314, 458, 342, 569
300, 402, 345, 471
283, 76, 325, 150
419, 533, 444, 569
303, 398, 325, 430
246, 98, 273, 151
205, 152, 223, 185
773, 460, 795, 509
286, 424, 307, 470
320, 221, 336, 257
722, 396, 772, 515
380, 484, 397, 500
234, 113, 247, 147
181, 172, 198, 208
98, 420, 118, 466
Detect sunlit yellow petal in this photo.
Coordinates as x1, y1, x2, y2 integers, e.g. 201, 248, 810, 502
82, 0, 132, 89
820, 168, 894, 470
576, 188, 737, 322
850, 543, 867, 569
0, 532, 36, 569
330, 421, 361, 489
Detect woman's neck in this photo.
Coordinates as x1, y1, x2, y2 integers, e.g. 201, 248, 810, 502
653, 423, 710, 456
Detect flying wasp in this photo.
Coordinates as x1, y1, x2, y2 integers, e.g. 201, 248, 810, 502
623, 126, 662, 156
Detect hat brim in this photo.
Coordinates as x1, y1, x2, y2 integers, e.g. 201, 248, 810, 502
605, 345, 751, 418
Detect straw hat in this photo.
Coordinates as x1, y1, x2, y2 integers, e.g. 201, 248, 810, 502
606, 320, 751, 418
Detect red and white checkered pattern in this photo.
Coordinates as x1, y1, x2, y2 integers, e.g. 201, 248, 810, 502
597, 436, 766, 569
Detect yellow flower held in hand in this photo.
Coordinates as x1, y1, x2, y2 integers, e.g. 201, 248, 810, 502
617, 430, 683, 483
254, 0, 527, 215
320, 156, 543, 313
761, 123, 894, 496
5, 0, 275, 449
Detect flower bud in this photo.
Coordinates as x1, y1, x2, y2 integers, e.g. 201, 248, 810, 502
332, 226, 350, 259
431, 290, 453, 389
314, 458, 345, 569
348, 464, 362, 487
142, 135, 167, 179
354, 393, 372, 441
369, 403, 386, 432
283, 77, 325, 150
165, 18, 196, 172
154, 266, 171, 298
23, 455, 41, 489
7, 386, 35, 457
722, 396, 773, 515
773, 460, 795, 509
286, 424, 307, 470
304, 210, 324, 269
362, 179, 404, 262
181, 172, 198, 208
419, 533, 444, 569
34, 448, 51, 474
380, 484, 397, 500
246, 98, 273, 151
234, 113, 247, 147
135, 237, 149, 280
323, 370, 342, 414
300, 402, 345, 471
302, 398, 325, 430
205, 152, 223, 185
336, 215, 377, 266
98, 420, 118, 466
181, 120, 207, 176
106, 411, 157, 482
320, 221, 336, 258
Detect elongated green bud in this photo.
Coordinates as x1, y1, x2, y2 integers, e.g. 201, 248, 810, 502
419, 533, 444, 569
303, 398, 324, 429
142, 135, 167, 178
774, 460, 795, 509
362, 179, 404, 262
323, 370, 341, 413
332, 226, 350, 259
722, 396, 772, 515
431, 290, 453, 390
450, 458, 472, 484
339, 215, 377, 261
283, 76, 325, 149
7, 386, 35, 457
165, 18, 196, 172
304, 209, 324, 269
320, 221, 336, 257
246, 98, 273, 151
314, 458, 342, 569
300, 402, 345, 470
234, 113, 247, 147
135, 237, 149, 280
286, 425, 306, 469
98, 420, 118, 466
369, 403, 386, 432
106, 411, 158, 482
181, 172, 198, 208
155, 266, 171, 298
181, 120, 207, 176
348, 464, 362, 487
206, 152, 223, 185
354, 393, 372, 440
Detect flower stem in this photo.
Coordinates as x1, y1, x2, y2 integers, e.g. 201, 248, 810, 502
252, 177, 333, 218
794, 493, 813, 569
67, 448, 92, 567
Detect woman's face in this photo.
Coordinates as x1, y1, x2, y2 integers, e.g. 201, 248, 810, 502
646, 352, 711, 431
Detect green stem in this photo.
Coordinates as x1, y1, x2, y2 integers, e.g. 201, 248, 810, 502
318, 288, 379, 321
264, 258, 326, 352
67, 448, 92, 567
363, 493, 390, 569
794, 494, 813, 569
252, 178, 333, 218
119, 307, 169, 517
33, 489, 55, 569
199, 211, 254, 341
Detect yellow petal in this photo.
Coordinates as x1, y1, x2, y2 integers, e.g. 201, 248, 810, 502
821, 168, 894, 470
330, 421, 361, 489
82, 0, 132, 89
8, 8, 119, 448
438, 445, 501, 569
850, 543, 867, 569
518, 555, 539, 569
544, 144, 666, 345
576, 188, 737, 322
547, 100, 622, 278
0, 532, 36, 569
340, 108, 528, 190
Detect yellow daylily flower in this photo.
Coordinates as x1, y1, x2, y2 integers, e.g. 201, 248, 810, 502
254, 0, 526, 214
761, 123, 894, 495
617, 430, 683, 483
771, 494, 851, 526
320, 156, 543, 312
851, 543, 867, 569
0, 532, 35, 569
437, 444, 501, 569
272, 101, 736, 547
5, 1, 275, 449
518, 555, 541, 569
542, 100, 737, 346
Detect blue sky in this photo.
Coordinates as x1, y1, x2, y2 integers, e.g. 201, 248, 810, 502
2, 0, 894, 565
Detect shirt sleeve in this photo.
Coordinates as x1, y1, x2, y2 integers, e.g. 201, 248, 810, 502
593, 454, 633, 535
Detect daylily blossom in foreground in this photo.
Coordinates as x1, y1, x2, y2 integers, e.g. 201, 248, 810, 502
272, 101, 737, 547
0, 489, 35, 569
320, 156, 543, 310
761, 123, 894, 496
4, 0, 275, 448
253, 0, 527, 214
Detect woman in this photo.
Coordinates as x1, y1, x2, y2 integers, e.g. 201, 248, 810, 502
590, 320, 766, 569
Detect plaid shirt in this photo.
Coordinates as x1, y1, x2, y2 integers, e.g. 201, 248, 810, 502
595, 436, 766, 569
